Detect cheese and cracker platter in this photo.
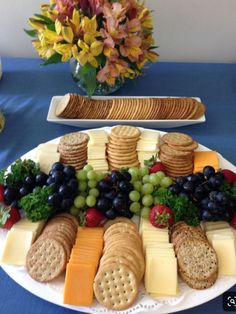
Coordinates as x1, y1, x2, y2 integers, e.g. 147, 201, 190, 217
47, 95, 206, 128
0, 126, 236, 314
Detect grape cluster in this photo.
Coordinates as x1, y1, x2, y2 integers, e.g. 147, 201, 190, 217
4, 171, 48, 207
128, 166, 173, 218
72, 165, 105, 216
95, 170, 134, 219
168, 166, 235, 221
46, 162, 78, 212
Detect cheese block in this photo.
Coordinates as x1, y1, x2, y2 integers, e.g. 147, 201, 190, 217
140, 130, 160, 140
212, 235, 236, 275
12, 218, 45, 237
36, 150, 60, 174
1, 229, 35, 265
193, 151, 219, 173
145, 255, 178, 296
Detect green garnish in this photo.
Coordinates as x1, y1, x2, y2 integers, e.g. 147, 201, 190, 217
220, 181, 236, 202
20, 186, 55, 222
0, 159, 40, 188
154, 189, 200, 226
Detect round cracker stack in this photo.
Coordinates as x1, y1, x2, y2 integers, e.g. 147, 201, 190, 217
159, 132, 198, 178
55, 94, 206, 120
26, 213, 78, 282
58, 131, 89, 170
107, 125, 141, 170
171, 222, 218, 289
94, 220, 144, 310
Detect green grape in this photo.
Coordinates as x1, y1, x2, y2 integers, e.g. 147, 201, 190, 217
149, 173, 160, 186
87, 170, 97, 180
78, 181, 87, 192
141, 183, 154, 195
88, 180, 97, 188
155, 171, 165, 179
74, 195, 86, 209
141, 207, 151, 219
139, 166, 149, 177
129, 190, 141, 202
89, 188, 100, 198
86, 195, 96, 207
130, 202, 141, 214
142, 195, 154, 207
154, 196, 160, 205
96, 172, 105, 181
76, 170, 87, 181
70, 205, 80, 216
160, 176, 173, 188
133, 181, 142, 192
128, 167, 139, 178
142, 175, 150, 184
83, 164, 93, 172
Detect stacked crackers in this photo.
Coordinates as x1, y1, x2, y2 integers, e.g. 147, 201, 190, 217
159, 132, 198, 178
171, 222, 218, 289
55, 94, 206, 120
58, 131, 89, 170
107, 125, 141, 170
94, 219, 145, 310
26, 213, 78, 282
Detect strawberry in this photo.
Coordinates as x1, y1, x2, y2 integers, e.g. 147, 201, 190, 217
80, 208, 104, 227
0, 185, 4, 202
0, 205, 21, 229
222, 169, 236, 185
231, 212, 236, 230
144, 156, 165, 174
149, 204, 174, 228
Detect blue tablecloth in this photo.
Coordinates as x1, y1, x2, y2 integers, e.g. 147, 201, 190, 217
0, 57, 236, 314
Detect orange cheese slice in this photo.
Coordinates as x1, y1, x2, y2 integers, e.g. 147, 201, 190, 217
193, 151, 219, 173
63, 263, 96, 306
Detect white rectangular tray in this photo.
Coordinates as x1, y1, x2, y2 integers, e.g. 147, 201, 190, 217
47, 96, 206, 128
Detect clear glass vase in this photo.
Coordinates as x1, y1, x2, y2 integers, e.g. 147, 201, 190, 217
70, 59, 124, 96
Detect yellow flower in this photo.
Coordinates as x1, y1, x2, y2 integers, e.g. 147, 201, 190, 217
146, 50, 158, 63
32, 40, 54, 59
71, 8, 81, 35
28, 18, 45, 30
53, 43, 73, 61
77, 39, 103, 67
139, 8, 153, 29
61, 26, 74, 43
38, 29, 63, 45
81, 16, 100, 45
55, 19, 62, 35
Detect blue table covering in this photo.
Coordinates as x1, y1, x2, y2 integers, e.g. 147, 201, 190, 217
0, 57, 236, 314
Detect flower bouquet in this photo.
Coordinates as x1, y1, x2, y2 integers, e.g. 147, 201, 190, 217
25, 0, 158, 96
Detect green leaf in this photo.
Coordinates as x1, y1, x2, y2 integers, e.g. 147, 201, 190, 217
46, 23, 56, 32
30, 18, 50, 26
41, 53, 62, 66
96, 54, 106, 67
24, 29, 38, 37
34, 14, 54, 24
80, 63, 97, 96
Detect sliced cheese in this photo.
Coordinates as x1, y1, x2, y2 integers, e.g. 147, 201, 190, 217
212, 236, 236, 275
1, 229, 34, 265
145, 255, 178, 296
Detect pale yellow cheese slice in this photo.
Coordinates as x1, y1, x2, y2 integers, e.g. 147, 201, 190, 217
1, 229, 34, 266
